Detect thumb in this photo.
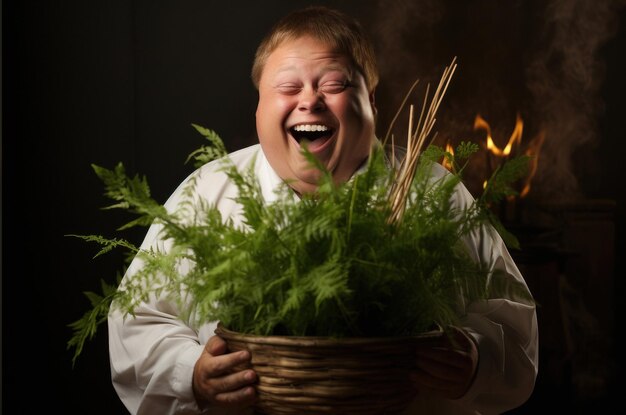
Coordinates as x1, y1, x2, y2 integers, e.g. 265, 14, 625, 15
205, 335, 228, 356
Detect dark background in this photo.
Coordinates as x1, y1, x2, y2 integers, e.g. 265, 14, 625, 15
3, 0, 626, 413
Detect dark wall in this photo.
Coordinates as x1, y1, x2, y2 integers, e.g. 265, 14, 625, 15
3, 1, 625, 413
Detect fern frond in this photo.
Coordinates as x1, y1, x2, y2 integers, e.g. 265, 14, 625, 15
186, 124, 228, 168
67, 276, 121, 366
65, 234, 138, 258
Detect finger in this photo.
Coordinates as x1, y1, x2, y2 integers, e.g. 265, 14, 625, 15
210, 369, 257, 394
415, 353, 466, 382
196, 362, 257, 405
447, 326, 475, 348
411, 382, 461, 401
410, 367, 460, 392
214, 385, 257, 406
416, 326, 470, 349
206, 335, 228, 356
207, 350, 251, 376
416, 347, 472, 369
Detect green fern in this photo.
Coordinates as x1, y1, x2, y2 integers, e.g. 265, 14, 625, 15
68, 124, 533, 363
67, 276, 122, 366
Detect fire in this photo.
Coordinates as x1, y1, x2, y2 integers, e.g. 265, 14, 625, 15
474, 113, 523, 157
519, 130, 545, 197
442, 142, 455, 171
473, 113, 544, 199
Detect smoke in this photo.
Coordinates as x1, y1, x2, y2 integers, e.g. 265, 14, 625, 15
367, 0, 625, 201
369, 0, 447, 144
527, 0, 624, 200
371, 0, 444, 91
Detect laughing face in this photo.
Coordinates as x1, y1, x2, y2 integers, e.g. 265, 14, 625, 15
255, 36, 377, 195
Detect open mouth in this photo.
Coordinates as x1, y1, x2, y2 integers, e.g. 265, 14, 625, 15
289, 124, 335, 152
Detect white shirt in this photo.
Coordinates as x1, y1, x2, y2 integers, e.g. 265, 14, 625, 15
108, 144, 538, 415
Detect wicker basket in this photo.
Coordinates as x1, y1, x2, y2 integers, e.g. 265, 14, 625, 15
215, 323, 443, 415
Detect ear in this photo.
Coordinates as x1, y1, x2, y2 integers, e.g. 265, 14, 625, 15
369, 89, 378, 117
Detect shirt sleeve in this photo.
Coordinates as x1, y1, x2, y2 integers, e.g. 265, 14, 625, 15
107, 150, 264, 415
108, 272, 255, 415
108, 301, 205, 414
451, 181, 539, 414
106, 208, 209, 415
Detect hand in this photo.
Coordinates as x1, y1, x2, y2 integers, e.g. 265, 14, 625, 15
410, 325, 479, 400
193, 335, 257, 408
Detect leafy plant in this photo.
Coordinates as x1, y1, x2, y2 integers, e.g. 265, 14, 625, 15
67, 124, 532, 365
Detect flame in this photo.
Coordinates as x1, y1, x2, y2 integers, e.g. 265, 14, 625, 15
519, 131, 546, 198
473, 113, 545, 200
474, 113, 523, 157
442, 143, 455, 171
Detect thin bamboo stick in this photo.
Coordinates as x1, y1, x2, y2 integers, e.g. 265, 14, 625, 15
387, 57, 457, 224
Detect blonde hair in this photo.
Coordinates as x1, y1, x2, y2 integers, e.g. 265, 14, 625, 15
251, 6, 379, 92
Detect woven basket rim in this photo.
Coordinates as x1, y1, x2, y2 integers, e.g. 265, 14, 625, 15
215, 322, 444, 347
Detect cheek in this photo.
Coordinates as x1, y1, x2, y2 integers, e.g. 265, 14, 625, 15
334, 94, 375, 132
257, 97, 293, 134
339, 95, 376, 162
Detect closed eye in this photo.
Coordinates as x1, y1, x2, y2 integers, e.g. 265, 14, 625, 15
276, 84, 302, 95
319, 81, 349, 94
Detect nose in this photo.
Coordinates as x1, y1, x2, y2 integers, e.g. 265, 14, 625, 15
298, 87, 326, 112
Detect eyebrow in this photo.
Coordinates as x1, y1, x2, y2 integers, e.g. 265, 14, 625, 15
275, 63, 353, 77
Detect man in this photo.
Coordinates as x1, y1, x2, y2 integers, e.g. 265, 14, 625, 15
108, 6, 538, 414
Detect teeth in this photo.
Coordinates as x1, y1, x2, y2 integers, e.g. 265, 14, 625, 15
293, 124, 329, 132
